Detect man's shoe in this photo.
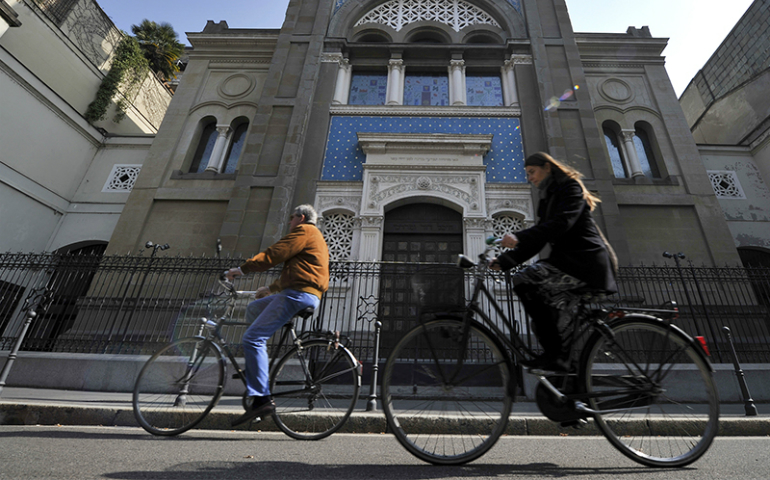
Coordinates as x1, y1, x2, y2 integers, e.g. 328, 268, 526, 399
231, 397, 276, 427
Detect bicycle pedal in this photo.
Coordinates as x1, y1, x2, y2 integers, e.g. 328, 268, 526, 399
251, 416, 262, 424
232, 372, 243, 380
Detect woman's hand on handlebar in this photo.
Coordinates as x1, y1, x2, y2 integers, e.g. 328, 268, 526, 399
500, 233, 519, 249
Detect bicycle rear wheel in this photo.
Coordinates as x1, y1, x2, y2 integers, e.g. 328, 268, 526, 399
580, 316, 719, 467
133, 337, 225, 436
270, 340, 361, 440
382, 317, 513, 465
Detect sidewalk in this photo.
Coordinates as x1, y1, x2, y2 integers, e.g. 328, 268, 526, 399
0, 387, 767, 436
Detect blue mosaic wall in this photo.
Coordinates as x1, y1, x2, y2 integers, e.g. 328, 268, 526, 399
322, 116, 525, 183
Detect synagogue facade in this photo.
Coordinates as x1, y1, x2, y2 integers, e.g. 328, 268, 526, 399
99, 0, 740, 267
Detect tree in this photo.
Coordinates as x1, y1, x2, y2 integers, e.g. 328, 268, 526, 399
130, 19, 185, 81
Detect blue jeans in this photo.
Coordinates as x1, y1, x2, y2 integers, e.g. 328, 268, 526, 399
242, 289, 320, 397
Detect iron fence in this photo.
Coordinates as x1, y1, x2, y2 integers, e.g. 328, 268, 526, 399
1, 252, 769, 365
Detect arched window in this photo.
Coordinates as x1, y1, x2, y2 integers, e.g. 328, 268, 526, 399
223, 122, 248, 174
189, 122, 218, 173
633, 127, 660, 178
603, 124, 627, 178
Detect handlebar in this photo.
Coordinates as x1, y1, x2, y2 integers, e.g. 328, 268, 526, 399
456, 236, 501, 270
218, 273, 237, 294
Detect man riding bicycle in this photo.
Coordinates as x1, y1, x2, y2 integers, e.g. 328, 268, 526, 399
225, 204, 329, 426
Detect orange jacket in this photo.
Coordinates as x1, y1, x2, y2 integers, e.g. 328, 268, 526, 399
239, 224, 330, 299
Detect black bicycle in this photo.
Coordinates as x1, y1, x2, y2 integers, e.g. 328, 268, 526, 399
133, 276, 362, 439
381, 238, 719, 466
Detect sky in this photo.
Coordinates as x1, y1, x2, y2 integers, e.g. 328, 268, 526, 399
94, 0, 755, 97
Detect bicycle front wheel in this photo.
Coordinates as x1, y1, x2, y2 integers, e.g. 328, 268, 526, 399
382, 318, 513, 465
270, 340, 361, 440
580, 316, 719, 467
133, 337, 225, 436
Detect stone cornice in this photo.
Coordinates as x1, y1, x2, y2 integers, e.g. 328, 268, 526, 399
330, 105, 521, 117
358, 132, 493, 156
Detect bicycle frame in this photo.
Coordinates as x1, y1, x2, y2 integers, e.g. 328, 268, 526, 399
423, 246, 681, 407
201, 278, 360, 399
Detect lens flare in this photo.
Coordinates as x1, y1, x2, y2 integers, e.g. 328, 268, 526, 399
544, 85, 579, 111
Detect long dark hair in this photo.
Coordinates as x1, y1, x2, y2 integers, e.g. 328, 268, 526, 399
524, 152, 601, 211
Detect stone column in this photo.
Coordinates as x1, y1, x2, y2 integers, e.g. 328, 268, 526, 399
205, 125, 232, 173
386, 59, 404, 105
449, 59, 466, 106
464, 217, 488, 259
357, 216, 383, 261
621, 130, 645, 178
501, 58, 519, 106
332, 58, 352, 105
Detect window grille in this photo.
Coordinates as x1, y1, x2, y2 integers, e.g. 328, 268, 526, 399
103, 165, 141, 193
708, 171, 746, 199
355, 0, 500, 32
322, 213, 355, 261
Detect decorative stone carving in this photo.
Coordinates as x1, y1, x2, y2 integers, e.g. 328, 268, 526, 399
359, 216, 383, 228
218, 73, 256, 99
355, 0, 501, 32
600, 78, 633, 103
321, 52, 345, 63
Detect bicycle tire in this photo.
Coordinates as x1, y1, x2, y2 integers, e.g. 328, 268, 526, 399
133, 337, 225, 436
579, 315, 719, 467
270, 339, 361, 440
382, 317, 513, 465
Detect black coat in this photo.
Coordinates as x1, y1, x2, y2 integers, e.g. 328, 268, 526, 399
497, 176, 618, 293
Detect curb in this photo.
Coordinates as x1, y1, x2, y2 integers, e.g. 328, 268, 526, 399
1, 403, 767, 436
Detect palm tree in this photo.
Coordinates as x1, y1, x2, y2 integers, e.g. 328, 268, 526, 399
130, 20, 185, 81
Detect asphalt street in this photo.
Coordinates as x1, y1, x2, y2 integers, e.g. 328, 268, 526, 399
0, 426, 767, 480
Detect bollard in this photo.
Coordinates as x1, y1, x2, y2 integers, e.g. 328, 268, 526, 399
0, 288, 52, 395
722, 326, 758, 416
366, 320, 382, 411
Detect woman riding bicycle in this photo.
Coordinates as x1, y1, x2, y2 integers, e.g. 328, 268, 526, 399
490, 152, 618, 372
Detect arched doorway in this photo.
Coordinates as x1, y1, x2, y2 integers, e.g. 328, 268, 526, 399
26, 242, 107, 351
379, 203, 464, 351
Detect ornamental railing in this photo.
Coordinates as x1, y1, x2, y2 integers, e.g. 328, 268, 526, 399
0, 252, 768, 364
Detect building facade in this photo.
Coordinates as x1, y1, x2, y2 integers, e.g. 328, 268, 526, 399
679, 0, 770, 266
103, 0, 740, 268
0, 0, 172, 254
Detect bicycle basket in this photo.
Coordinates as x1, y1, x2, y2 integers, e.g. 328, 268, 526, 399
410, 266, 466, 312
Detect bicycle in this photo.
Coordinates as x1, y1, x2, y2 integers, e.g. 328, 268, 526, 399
381, 237, 719, 467
132, 276, 362, 439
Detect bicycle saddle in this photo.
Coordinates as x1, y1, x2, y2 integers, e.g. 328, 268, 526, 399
296, 306, 315, 319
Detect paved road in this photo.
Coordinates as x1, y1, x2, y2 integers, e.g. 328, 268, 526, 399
0, 426, 768, 480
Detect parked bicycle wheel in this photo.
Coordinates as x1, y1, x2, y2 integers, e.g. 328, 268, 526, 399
580, 315, 719, 467
382, 317, 513, 465
133, 337, 225, 436
270, 340, 361, 440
